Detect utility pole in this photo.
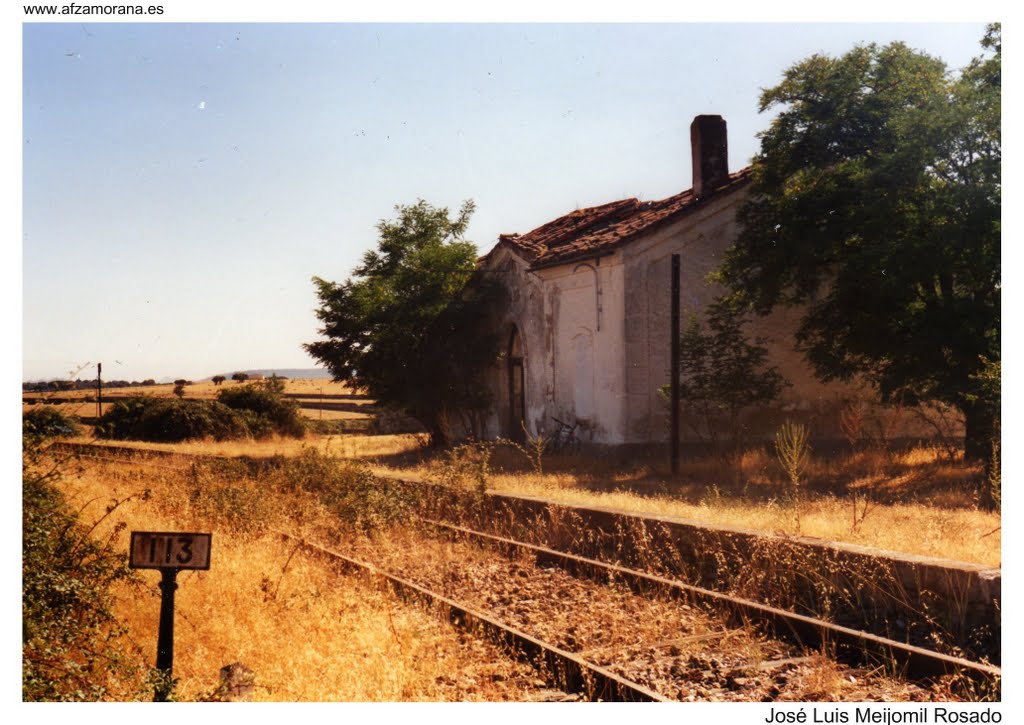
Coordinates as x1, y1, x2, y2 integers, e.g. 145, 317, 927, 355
670, 255, 680, 475
96, 362, 102, 420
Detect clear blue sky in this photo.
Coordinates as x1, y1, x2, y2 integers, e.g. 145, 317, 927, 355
22, 20, 991, 382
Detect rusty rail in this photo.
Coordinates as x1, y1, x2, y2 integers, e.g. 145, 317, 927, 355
276, 531, 666, 702
420, 518, 1001, 686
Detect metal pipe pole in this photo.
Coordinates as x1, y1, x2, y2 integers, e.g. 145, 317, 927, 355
154, 568, 178, 701
670, 255, 680, 474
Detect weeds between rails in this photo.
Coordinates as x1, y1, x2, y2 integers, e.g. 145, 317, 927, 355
408, 478, 998, 667
416, 517, 999, 693
66, 443, 998, 681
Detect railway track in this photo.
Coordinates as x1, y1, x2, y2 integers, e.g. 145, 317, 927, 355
277, 532, 666, 702
287, 526, 994, 701
53, 440, 1000, 700
416, 518, 1000, 685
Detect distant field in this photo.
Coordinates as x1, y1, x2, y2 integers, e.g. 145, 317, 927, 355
22, 401, 117, 417
22, 377, 357, 402
23, 378, 373, 422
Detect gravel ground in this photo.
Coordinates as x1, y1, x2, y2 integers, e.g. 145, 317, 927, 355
340, 530, 949, 702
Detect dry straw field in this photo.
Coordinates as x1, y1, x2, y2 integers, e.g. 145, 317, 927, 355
64, 427, 1000, 566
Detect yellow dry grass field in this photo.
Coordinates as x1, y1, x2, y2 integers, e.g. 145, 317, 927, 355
54, 458, 534, 701
66, 432, 424, 459
477, 474, 1000, 566
23, 378, 373, 420
23, 377, 358, 402
59, 431, 1000, 566
299, 407, 372, 420
23, 401, 117, 417
373, 445, 1001, 567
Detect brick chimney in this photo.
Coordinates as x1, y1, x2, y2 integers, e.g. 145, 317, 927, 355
690, 115, 728, 200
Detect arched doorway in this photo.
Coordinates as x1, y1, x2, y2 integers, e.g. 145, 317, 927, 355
507, 326, 526, 442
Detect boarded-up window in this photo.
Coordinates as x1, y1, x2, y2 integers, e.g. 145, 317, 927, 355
572, 331, 594, 421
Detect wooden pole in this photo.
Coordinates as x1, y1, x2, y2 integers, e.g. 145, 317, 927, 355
96, 362, 102, 420
670, 255, 680, 474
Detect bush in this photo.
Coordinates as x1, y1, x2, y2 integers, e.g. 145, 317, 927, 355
272, 449, 411, 532
185, 463, 275, 534
23, 407, 80, 439
97, 397, 249, 442
23, 436, 143, 700
217, 380, 305, 439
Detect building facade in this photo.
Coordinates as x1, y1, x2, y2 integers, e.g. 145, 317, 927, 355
478, 116, 889, 446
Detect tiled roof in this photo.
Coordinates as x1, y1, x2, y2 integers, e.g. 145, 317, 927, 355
498, 168, 752, 269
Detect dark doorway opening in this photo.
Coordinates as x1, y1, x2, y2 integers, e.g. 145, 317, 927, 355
507, 326, 526, 442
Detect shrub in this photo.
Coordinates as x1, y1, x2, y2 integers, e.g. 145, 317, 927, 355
217, 380, 305, 439
432, 440, 495, 494
23, 407, 80, 439
775, 421, 811, 534
272, 449, 412, 532
97, 397, 249, 442
23, 436, 143, 700
186, 464, 274, 534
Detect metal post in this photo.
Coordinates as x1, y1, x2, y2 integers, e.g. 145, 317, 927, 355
96, 362, 102, 420
154, 568, 179, 701
670, 255, 680, 474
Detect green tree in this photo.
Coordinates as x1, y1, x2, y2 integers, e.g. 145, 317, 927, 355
719, 26, 1000, 462
231, 372, 249, 384
305, 199, 501, 446
660, 299, 788, 453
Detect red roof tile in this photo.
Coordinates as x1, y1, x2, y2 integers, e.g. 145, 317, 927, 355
498, 168, 751, 269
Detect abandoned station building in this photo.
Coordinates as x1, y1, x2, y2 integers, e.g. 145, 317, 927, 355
477, 115, 875, 446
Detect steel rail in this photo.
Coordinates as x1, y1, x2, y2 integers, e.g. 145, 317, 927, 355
419, 518, 1001, 686
275, 531, 667, 702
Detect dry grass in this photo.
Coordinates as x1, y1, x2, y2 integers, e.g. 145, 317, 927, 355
376, 444, 1000, 566
299, 407, 373, 420
54, 458, 533, 701
63, 432, 425, 460
23, 401, 117, 417
469, 476, 1001, 565
52, 430, 1000, 565
23, 377, 358, 402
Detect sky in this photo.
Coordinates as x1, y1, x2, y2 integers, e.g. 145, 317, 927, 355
20, 15, 994, 382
